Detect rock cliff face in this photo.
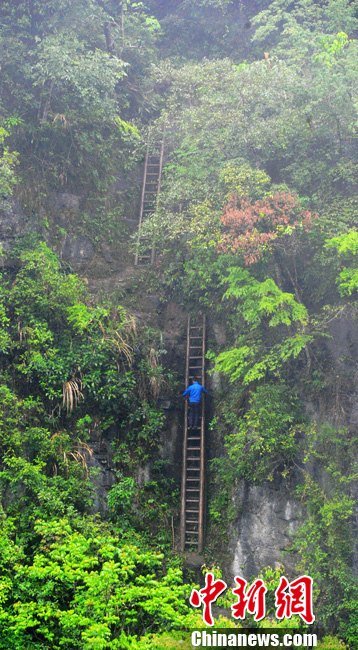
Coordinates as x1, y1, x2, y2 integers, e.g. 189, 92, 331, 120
0, 199, 29, 259
4, 194, 357, 579
230, 483, 302, 578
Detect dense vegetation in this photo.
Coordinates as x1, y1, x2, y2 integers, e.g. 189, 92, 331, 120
0, 0, 357, 647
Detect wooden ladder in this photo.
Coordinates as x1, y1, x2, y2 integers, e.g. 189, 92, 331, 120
134, 137, 165, 266
180, 314, 206, 552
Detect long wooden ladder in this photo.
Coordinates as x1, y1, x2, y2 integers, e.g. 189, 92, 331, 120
134, 137, 164, 266
180, 314, 206, 552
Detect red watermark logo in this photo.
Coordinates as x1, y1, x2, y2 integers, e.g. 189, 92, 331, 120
189, 573, 315, 626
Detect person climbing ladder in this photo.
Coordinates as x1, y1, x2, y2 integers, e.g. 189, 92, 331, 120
182, 376, 208, 429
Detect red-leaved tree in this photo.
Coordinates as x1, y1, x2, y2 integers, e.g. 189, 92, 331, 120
219, 192, 315, 265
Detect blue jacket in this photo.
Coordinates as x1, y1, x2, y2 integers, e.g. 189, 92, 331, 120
182, 381, 208, 404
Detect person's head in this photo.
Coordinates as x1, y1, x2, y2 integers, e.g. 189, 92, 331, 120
193, 376, 199, 383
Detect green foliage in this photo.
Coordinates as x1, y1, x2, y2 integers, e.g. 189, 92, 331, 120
293, 423, 357, 644
0, 0, 160, 217
0, 517, 191, 649
252, 1, 356, 60
326, 231, 358, 256
108, 465, 178, 548
207, 453, 237, 548
0, 242, 183, 646
225, 384, 301, 481
223, 267, 308, 327
212, 267, 311, 384
0, 123, 19, 199
336, 268, 358, 296
108, 474, 137, 520
315, 32, 350, 67
219, 162, 271, 200
325, 231, 358, 296
318, 637, 347, 650
1, 243, 145, 414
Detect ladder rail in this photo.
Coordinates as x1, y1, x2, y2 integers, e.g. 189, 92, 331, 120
198, 314, 206, 552
150, 139, 165, 264
180, 315, 191, 551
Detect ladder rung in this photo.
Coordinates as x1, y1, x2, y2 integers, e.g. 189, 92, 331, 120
187, 437, 200, 440
186, 488, 200, 492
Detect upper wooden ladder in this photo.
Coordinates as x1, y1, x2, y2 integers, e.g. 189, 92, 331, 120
134, 137, 165, 266
180, 314, 206, 552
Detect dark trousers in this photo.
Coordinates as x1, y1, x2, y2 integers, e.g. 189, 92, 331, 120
188, 402, 201, 429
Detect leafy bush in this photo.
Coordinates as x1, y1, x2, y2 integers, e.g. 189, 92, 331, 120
224, 384, 301, 482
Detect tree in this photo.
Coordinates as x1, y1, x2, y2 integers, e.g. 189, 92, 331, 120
220, 191, 315, 266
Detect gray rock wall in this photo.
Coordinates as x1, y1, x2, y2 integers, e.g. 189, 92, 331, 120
229, 483, 301, 579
